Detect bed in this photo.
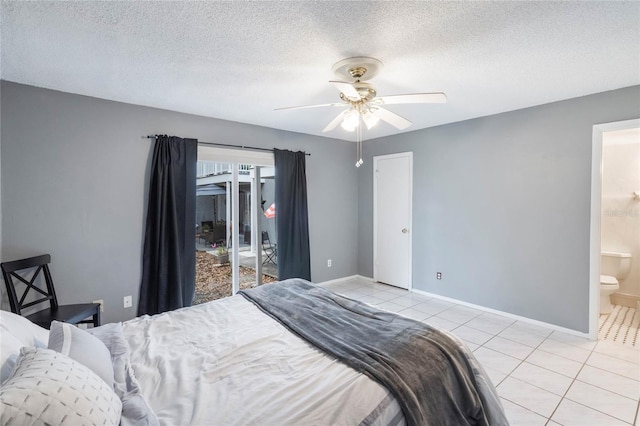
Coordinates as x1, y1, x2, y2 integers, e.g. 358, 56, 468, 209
1, 279, 509, 426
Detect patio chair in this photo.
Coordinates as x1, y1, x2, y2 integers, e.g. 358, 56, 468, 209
262, 231, 277, 266
1, 254, 101, 329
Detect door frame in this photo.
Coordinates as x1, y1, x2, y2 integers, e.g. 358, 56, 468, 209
373, 151, 413, 290
589, 118, 640, 339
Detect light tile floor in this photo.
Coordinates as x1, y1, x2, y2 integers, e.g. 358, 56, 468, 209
320, 277, 640, 426
600, 305, 640, 349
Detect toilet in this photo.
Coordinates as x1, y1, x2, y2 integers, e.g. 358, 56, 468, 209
600, 251, 632, 314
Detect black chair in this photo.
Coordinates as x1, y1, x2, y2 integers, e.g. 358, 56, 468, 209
1, 254, 101, 329
262, 231, 277, 266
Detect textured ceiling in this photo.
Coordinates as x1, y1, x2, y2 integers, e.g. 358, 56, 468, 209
2, 1, 639, 142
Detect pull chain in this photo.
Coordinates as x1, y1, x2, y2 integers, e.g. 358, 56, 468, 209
355, 118, 363, 168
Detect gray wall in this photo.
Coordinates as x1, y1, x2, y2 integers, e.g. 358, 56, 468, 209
358, 86, 640, 332
0, 81, 358, 323
4, 80, 638, 332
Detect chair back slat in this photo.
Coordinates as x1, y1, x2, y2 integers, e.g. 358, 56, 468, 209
1, 254, 51, 273
14, 269, 53, 306
1, 254, 57, 315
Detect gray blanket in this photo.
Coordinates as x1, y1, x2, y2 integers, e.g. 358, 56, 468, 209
239, 279, 509, 426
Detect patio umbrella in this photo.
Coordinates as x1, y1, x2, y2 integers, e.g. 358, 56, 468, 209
264, 203, 275, 218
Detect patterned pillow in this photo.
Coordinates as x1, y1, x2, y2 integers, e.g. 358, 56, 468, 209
0, 347, 122, 426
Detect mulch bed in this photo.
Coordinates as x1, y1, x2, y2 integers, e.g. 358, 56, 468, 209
194, 251, 277, 304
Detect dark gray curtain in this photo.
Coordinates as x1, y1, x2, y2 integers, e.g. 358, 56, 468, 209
138, 135, 197, 316
274, 149, 311, 280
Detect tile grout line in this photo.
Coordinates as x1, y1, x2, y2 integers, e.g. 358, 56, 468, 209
332, 280, 639, 424
543, 342, 600, 425
423, 299, 634, 422
491, 332, 552, 422
619, 307, 632, 346
463, 312, 639, 420
365, 281, 588, 424
499, 329, 635, 425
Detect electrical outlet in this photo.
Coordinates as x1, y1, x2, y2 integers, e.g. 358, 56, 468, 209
123, 295, 133, 308
436, 272, 442, 280
327, 259, 332, 267
93, 299, 104, 312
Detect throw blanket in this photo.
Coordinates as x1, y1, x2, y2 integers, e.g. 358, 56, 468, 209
240, 279, 509, 426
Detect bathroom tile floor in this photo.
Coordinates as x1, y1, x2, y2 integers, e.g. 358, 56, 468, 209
320, 277, 640, 425
600, 305, 640, 349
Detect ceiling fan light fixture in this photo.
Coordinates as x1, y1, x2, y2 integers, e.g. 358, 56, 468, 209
275, 56, 447, 169
341, 109, 360, 131
362, 109, 380, 129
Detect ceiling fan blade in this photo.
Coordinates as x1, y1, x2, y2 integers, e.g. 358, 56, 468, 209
275, 102, 345, 111
322, 110, 348, 132
376, 92, 447, 105
329, 80, 360, 100
370, 107, 412, 130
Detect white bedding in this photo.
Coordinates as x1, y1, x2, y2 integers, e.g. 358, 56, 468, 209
122, 295, 404, 425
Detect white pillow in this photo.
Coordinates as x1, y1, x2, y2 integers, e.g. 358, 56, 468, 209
0, 347, 122, 426
48, 321, 115, 387
0, 311, 49, 383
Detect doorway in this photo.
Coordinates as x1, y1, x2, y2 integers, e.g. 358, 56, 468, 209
590, 119, 640, 341
194, 146, 278, 303
373, 152, 413, 289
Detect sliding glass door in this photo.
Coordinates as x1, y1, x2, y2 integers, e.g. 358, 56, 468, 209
194, 147, 276, 303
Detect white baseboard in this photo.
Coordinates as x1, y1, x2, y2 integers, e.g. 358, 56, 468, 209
354, 275, 375, 283
316, 275, 361, 286
318, 275, 592, 339
411, 288, 591, 339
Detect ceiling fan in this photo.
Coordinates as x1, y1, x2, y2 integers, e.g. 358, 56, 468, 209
276, 57, 447, 167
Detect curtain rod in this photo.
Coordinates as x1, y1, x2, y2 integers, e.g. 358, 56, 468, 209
142, 135, 310, 156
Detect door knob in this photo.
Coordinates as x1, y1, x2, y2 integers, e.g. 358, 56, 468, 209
402, 228, 408, 234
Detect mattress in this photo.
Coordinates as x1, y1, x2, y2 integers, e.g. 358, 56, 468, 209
122, 294, 405, 425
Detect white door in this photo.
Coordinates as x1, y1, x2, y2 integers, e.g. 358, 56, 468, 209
374, 152, 413, 289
